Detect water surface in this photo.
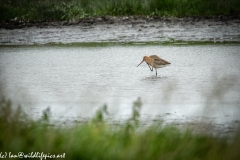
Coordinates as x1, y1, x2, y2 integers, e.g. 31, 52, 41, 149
0, 44, 240, 124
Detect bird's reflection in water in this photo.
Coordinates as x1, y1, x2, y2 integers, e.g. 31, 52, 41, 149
142, 75, 168, 81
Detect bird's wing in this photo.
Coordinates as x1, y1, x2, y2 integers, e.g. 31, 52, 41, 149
150, 55, 171, 65
149, 55, 160, 59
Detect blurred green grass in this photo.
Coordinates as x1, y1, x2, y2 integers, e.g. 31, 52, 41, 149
0, 0, 240, 21
1, 97, 240, 160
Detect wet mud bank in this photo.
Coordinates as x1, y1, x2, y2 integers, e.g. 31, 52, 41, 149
63, 115, 240, 138
1, 15, 240, 45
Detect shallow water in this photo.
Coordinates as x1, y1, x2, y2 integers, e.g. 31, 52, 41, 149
1, 44, 240, 125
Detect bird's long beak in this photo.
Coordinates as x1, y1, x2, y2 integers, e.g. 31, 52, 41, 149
137, 60, 144, 67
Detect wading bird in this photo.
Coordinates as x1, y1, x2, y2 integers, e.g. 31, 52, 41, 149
137, 55, 171, 76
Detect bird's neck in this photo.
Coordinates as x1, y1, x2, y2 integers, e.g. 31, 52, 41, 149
145, 57, 152, 64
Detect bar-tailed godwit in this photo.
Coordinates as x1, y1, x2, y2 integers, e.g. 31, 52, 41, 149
137, 55, 170, 76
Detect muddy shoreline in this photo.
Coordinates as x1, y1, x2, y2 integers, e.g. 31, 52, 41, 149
1, 15, 240, 45
1, 15, 240, 29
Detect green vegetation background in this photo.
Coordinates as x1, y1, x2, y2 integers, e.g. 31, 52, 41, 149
1, 0, 240, 21
1, 97, 240, 160
1, 0, 240, 159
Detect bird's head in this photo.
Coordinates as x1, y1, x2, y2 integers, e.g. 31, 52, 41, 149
137, 56, 149, 67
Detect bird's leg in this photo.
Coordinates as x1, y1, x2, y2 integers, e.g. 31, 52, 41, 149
155, 68, 157, 76
147, 64, 153, 71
